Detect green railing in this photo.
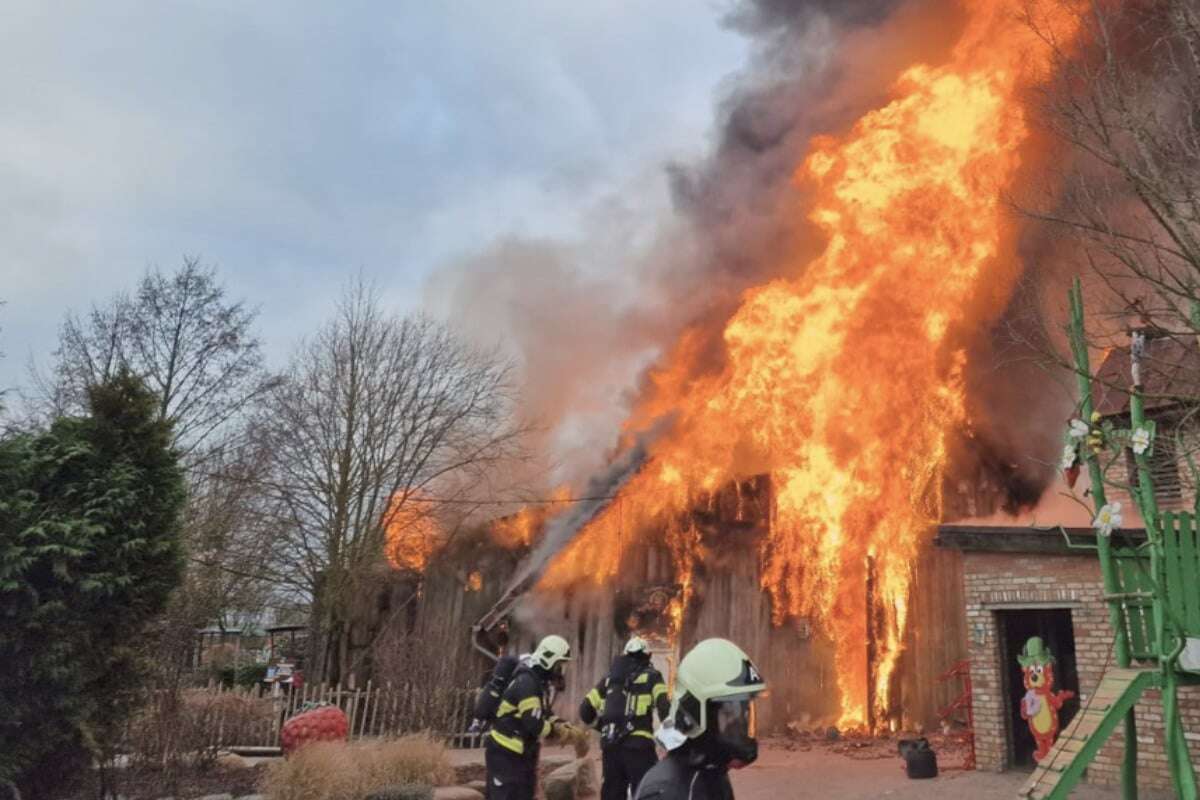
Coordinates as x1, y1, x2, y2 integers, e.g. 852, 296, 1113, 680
1161, 513, 1200, 645
1111, 546, 1158, 661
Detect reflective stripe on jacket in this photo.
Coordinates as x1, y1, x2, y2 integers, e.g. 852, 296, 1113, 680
579, 656, 670, 740
490, 668, 553, 755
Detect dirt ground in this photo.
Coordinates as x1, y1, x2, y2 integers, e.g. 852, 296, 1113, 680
730, 746, 1173, 799
484, 743, 1176, 800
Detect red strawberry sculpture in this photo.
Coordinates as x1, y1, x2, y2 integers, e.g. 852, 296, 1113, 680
280, 703, 349, 756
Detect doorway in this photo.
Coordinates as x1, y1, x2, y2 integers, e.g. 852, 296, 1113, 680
997, 608, 1081, 769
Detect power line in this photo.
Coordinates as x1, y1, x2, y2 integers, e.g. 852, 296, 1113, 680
189, 465, 623, 507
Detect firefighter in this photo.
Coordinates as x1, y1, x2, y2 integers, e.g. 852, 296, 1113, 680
580, 636, 670, 800
634, 638, 767, 800
486, 634, 573, 800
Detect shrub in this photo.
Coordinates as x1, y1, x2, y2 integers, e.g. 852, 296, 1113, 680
261, 735, 454, 800
0, 373, 185, 797
216, 662, 270, 689
237, 662, 270, 688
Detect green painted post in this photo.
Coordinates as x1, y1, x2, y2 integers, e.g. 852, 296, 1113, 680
1067, 280, 1139, 798
1127, 330, 1165, 654
1128, 328, 1200, 798
1164, 667, 1199, 800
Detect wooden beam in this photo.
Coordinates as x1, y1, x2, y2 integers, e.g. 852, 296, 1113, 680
935, 526, 1147, 555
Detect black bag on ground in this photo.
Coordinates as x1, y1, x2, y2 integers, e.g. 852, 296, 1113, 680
898, 737, 939, 779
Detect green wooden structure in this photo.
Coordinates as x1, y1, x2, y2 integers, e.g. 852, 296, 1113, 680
1021, 280, 1200, 799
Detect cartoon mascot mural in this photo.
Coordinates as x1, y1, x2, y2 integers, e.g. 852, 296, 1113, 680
1019, 636, 1075, 762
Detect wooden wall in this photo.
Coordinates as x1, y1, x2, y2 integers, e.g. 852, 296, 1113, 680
524, 504, 967, 732
362, 478, 968, 735
895, 542, 967, 730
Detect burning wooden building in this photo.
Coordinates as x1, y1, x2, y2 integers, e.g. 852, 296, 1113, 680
362, 4, 1085, 735
347, 0, 1172, 769
363, 468, 985, 737
491, 475, 971, 734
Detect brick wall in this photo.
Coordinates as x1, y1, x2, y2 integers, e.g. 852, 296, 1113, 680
962, 550, 1200, 790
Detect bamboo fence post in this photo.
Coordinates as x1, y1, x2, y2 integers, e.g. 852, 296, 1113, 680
367, 683, 381, 737
361, 684, 370, 738
343, 684, 352, 727
367, 681, 381, 738
387, 682, 399, 737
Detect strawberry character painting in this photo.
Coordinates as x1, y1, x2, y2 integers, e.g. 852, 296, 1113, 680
1018, 637, 1075, 762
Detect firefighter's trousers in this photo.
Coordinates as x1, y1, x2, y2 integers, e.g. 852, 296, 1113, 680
601, 738, 658, 800
485, 738, 538, 800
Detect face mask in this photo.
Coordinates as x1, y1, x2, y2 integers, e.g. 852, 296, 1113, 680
712, 698, 758, 769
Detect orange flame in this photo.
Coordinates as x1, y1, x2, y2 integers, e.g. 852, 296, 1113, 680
541, 0, 1086, 725
383, 493, 441, 572
489, 486, 571, 549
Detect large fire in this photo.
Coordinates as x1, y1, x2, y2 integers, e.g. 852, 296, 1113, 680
383, 493, 441, 573
539, 0, 1086, 726
490, 487, 572, 549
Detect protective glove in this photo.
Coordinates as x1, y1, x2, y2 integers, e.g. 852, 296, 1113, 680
569, 725, 592, 757
548, 720, 592, 757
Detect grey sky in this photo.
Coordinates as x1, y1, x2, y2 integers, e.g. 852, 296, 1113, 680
0, 1, 748, 393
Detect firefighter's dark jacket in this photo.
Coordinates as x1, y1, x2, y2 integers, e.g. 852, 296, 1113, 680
579, 654, 670, 742
488, 667, 555, 756
635, 755, 734, 800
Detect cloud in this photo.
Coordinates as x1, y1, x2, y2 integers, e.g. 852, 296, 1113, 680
424, 0, 945, 481
0, 0, 747, 390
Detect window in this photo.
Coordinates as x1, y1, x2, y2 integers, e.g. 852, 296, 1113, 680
1126, 422, 1185, 508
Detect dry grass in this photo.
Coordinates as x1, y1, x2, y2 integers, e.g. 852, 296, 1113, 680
261, 734, 455, 800
127, 687, 274, 771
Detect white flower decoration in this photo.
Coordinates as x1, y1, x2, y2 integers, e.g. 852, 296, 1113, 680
1093, 502, 1123, 537
1060, 443, 1078, 471
1131, 427, 1151, 455
1068, 419, 1090, 440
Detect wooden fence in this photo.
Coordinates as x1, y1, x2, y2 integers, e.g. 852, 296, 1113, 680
280, 680, 481, 746
138, 681, 482, 752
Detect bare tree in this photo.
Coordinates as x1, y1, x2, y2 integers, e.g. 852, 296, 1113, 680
180, 437, 278, 630
34, 257, 276, 464
1007, 0, 1200, 497
256, 279, 526, 682
31, 258, 281, 642
1021, 0, 1200, 337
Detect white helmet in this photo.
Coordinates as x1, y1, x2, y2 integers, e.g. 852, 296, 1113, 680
625, 636, 649, 655
531, 634, 573, 672
664, 638, 766, 767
